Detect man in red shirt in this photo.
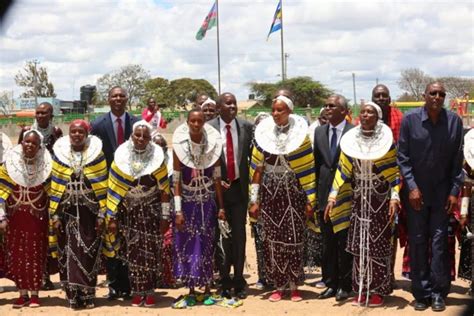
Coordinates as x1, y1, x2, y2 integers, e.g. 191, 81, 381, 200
372, 84, 403, 142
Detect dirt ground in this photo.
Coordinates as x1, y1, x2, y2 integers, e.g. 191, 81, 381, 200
0, 225, 472, 316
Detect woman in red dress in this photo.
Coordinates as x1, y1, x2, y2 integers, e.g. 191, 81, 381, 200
0, 129, 52, 308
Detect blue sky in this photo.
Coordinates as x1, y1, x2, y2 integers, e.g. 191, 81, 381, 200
0, 0, 472, 104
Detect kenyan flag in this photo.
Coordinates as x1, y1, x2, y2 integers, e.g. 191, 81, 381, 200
196, 2, 217, 40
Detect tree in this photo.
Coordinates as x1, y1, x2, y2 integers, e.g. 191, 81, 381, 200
248, 76, 332, 108
97, 64, 150, 109
437, 76, 474, 99
0, 91, 12, 115
396, 92, 418, 102
143, 77, 172, 108
397, 68, 432, 101
168, 78, 217, 108
14, 60, 56, 98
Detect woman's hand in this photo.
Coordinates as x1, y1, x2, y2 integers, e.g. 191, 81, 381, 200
95, 218, 105, 235
160, 219, 170, 235
108, 219, 118, 235
175, 214, 185, 232
305, 203, 314, 220
218, 209, 226, 221
0, 220, 7, 234
248, 203, 260, 220
53, 219, 63, 234
389, 199, 400, 222
324, 201, 335, 223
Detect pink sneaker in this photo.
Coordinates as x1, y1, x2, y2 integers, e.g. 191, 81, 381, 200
290, 290, 303, 302
368, 294, 384, 307
269, 290, 283, 302
352, 294, 367, 306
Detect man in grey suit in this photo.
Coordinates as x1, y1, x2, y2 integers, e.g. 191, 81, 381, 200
313, 94, 354, 301
208, 92, 253, 299
91, 86, 140, 299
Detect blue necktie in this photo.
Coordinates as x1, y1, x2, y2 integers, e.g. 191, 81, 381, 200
330, 127, 338, 161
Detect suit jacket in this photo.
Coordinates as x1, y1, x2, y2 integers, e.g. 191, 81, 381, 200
208, 117, 253, 204
91, 112, 140, 167
313, 122, 354, 210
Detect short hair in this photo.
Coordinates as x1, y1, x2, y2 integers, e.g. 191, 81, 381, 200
425, 81, 445, 93
329, 94, 348, 109
108, 86, 127, 97
187, 107, 204, 120
37, 102, 53, 114
371, 84, 390, 96
216, 92, 236, 106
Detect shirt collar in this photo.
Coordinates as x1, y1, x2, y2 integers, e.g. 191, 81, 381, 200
110, 112, 126, 122
329, 119, 346, 131
219, 117, 236, 131
421, 106, 447, 123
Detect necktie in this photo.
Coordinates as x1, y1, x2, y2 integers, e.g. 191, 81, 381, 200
330, 127, 338, 161
225, 124, 236, 182
116, 117, 124, 145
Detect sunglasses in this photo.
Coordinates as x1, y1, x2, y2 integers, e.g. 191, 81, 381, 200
428, 91, 446, 97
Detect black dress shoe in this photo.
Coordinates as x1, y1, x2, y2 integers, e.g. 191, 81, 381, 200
41, 278, 55, 291
106, 289, 119, 301
335, 289, 349, 301
318, 287, 336, 299
414, 298, 431, 311
235, 289, 247, 299
431, 296, 446, 312
221, 289, 232, 299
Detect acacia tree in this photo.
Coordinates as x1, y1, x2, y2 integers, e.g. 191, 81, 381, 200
14, 60, 56, 98
437, 76, 474, 99
248, 76, 331, 108
97, 64, 150, 109
397, 68, 433, 101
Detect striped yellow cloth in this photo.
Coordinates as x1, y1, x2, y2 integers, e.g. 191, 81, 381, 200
47, 152, 108, 258
328, 144, 400, 233
0, 165, 16, 205
103, 161, 170, 258
249, 135, 317, 230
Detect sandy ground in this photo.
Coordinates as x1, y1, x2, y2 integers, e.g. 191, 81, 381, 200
0, 225, 472, 316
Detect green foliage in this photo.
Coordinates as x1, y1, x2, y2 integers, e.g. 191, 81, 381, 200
14, 60, 56, 98
247, 76, 331, 108
143, 77, 217, 108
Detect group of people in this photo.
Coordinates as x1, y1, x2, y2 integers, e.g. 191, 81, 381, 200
0, 82, 472, 313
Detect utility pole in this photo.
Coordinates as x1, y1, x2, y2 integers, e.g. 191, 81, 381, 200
284, 53, 289, 80
352, 72, 357, 106
32, 59, 39, 107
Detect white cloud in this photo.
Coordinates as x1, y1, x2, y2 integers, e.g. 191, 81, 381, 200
0, 0, 472, 104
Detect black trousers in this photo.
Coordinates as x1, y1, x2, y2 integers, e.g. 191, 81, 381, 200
106, 257, 130, 294
218, 180, 247, 291
318, 211, 352, 291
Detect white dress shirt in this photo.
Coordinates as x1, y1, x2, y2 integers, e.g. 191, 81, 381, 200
219, 118, 240, 179
328, 119, 347, 147
110, 112, 126, 143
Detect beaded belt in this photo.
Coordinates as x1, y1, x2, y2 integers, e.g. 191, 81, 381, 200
126, 185, 157, 199
264, 164, 289, 174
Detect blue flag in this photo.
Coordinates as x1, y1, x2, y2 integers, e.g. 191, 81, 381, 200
267, 0, 282, 40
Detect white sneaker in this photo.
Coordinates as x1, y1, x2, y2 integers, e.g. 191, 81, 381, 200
314, 281, 326, 289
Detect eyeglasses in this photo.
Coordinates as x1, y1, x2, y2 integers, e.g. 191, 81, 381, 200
428, 91, 446, 98
324, 103, 337, 108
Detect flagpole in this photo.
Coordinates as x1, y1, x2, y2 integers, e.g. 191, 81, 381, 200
280, 0, 285, 81
216, 0, 221, 94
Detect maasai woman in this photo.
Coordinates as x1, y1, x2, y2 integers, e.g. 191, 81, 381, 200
458, 128, 474, 293
49, 120, 107, 309
249, 96, 316, 302
0, 132, 11, 286
0, 129, 51, 308
172, 108, 226, 307
105, 120, 170, 307
325, 102, 400, 307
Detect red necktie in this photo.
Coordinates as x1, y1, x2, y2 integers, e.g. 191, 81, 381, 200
225, 124, 236, 182
116, 117, 124, 145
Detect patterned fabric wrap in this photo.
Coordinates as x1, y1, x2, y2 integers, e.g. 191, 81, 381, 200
48, 152, 108, 258
0, 165, 51, 203
103, 161, 170, 257
250, 135, 317, 208
328, 144, 400, 233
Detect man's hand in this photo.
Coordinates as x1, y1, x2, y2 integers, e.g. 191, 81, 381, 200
459, 217, 468, 230
95, 218, 105, 235
324, 201, 335, 223
305, 203, 314, 220
409, 189, 423, 211
248, 203, 260, 220
389, 200, 400, 222
218, 209, 226, 221
175, 214, 185, 232
445, 195, 457, 215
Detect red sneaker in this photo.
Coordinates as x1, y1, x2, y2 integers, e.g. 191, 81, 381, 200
13, 295, 30, 308
131, 295, 144, 307
290, 290, 303, 302
368, 294, 384, 307
352, 294, 367, 306
269, 290, 283, 302
29, 295, 40, 308
144, 295, 155, 307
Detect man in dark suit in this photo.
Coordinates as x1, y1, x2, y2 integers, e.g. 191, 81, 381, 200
91, 86, 140, 167
208, 92, 253, 299
91, 86, 139, 299
313, 94, 354, 301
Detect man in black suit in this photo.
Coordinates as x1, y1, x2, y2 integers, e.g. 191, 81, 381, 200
313, 94, 354, 301
91, 86, 139, 299
208, 92, 253, 299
